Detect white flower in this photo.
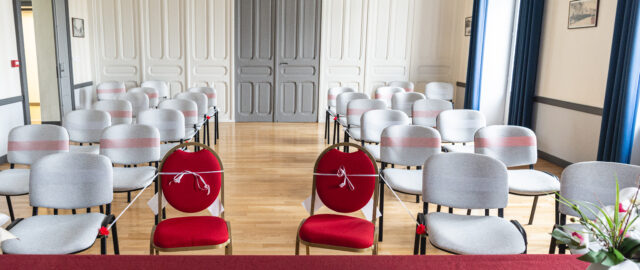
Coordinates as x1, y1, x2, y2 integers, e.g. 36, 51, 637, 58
0, 213, 8, 227
620, 187, 640, 205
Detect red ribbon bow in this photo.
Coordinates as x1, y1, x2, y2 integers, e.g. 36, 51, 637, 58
99, 226, 109, 236
416, 224, 426, 235
333, 117, 337, 121
206, 116, 211, 120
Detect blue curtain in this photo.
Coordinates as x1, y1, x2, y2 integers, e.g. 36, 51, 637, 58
464, 0, 489, 110
507, 0, 545, 128
597, 0, 640, 163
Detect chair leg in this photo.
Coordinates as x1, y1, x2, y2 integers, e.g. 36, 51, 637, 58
101, 237, 106, 255
413, 219, 420, 255
54, 209, 58, 215
415, 195, 419, 203
466, 209, 471, 215
295, 236, 300, 255
528, 196, 539, 225
112, 222, 120, 255
150, 243, 154, 255
127, 192, 131, 203
6, 196, 15, 221
72, 209, 77, 215
420, 234, 427, 255
324, 111, 329, 140
100, 205, 104, 214
215, 111, 219, 140
343, 129, 349, 152
549, 234, 557, 254
379, 182, 384, 242
332, 120, 337, 144
305, 245, 310, 255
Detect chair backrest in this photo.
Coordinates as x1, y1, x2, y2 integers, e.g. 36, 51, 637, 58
425, 82, 454, 100
158, 99, 199, 126
129, 87, 159, 108
380, 125, 441, 166
327, 87, 355, 108
361, 109, 410, 143
474, 125, 537, 167
189, 86, 217, 109
122, 91, 149, 118
93, 99, 133, 125
423, 153, 508, 210
159, 143, 223, 213
346, 99, 387, 127
336, 92, 368, 116
560, 162, 640, 219
389, 81, 414, 92
412, 99, 453, 127
313, 144, 378, 215
436, 109, 486, 143
100, 124, 161, 164
374, 86, 405, 107
392, 92, 426, 117
63, 109, 111, 143
138, 109, 186, 142
175, 92, 208, 118
141, 80, 170, 100
96, 81, 126, 101
30, 152, 113, 209
8, 125, 69, 165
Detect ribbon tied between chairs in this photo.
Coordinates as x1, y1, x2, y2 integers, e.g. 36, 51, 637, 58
169, 170, 211, 195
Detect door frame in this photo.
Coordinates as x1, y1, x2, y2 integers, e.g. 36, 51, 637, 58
12, 0, 31, 124
51, 0, 76, 114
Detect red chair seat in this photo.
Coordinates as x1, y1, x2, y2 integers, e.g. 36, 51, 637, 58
299, 214, 374, 249
153, 216, 229, 249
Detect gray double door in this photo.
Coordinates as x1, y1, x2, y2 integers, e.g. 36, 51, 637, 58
235, 0, 321, 122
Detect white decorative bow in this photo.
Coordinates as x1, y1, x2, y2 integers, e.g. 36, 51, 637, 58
336, 166, 355, 191
170, 170, 211, 195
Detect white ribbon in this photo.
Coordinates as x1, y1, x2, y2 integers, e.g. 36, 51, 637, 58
146, 170, 225, 216
170, 170, 211, 195
147, 192, 224, 216
336, 166, 354, 190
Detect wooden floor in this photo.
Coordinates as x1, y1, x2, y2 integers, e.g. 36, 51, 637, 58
0, 122, 563, 255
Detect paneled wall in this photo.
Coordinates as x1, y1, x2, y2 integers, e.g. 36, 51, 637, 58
91, 0, 233, 120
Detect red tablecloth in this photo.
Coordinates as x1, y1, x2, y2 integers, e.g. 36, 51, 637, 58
0, 254, 589, 270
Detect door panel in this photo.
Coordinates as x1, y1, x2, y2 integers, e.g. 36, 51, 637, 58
235, 0, 275, 122
53, 0, 74, 115
274, 0, 320, 122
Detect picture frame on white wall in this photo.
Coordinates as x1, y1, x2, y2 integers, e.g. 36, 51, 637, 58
72, 18, 85, 38
464, 17, 472, 36
568, 0, 599, 29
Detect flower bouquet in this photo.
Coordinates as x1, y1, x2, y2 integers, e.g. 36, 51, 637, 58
552, 177, 640, 269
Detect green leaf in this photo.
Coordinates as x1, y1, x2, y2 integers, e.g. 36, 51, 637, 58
578, 250, 608, 264
621, 237, 640, 257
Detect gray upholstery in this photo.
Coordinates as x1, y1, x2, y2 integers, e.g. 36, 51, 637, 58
426, 212, 526, 254
382, 169, 422, 194
336, 92, 368, 122
64, 110, 111, 143
508, 170, 559, 195
122, 91, 149, 118
436, 109, 486, 143
138, 109, 186, 142
474, 125, 537, 167
128, 87, 159, 108
99, 124, 161, 165
141, 80, 170, 100
363, 144, 381, 161
2, 213, 106, 254
327, 87, 355, 108
442, 143, 475, 153
8, 124, 69, 165
175, 92, 208, 118
346, 99, 387, 127
391, 92, 425, 117
423, 153, 508, 209
113, 166, 156, 192
560, 162, 640, 219
93, 99, 133, 125
389, 81, 414, 92
374, 86, 404, 108
412, 99, 453, 127
346, 128, 362, 141
30, 153, 113, 209
0, 169, 30, 196
425, 82, 454, 101
96, 81, 126, 101
158, 99, 199, 128
380, 125, 440, 166
189, 87, 217, 113
69, 145, 100, 155
361, 109, 410, 143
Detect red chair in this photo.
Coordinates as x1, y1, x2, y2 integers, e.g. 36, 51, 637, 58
296, 142, 379, 255
150, 142, 231, 255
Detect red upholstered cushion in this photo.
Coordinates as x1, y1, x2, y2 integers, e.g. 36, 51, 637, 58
315, 149, 376, 213
154, 216, 229, 248
299, 214, 374, 249
161, 149, 222, 213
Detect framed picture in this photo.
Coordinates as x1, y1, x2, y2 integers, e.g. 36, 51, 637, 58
72, 18, 85, 38
464, 17, 472, 36
568, 0, 599, 29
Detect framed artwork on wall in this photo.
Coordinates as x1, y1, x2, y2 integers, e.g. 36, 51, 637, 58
464, 17, 472, 36
72, 17, 85, 38
568, 0, 599, 29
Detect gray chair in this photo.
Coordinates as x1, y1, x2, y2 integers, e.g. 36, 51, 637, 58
141, 80, 170, 101
378, 125, 441, 242
391, 92, 425, 117
549, 162, 640, 254
93, 99, 133, 125
122, 91, 150, 121
64, 109, 112, 155
388, 81, 415, 92
138, 109, 186, 159
0, 125, 69, 222
1, 152, 118, 254
412, 99, 453, 128
360, 109, 410, 161
175, 92, 208, 145
344, 99, 387, 144
475, 125, 559, 225
437, 109, 486, 153
416, 153, 527, 255
96, 81, 126, 101
158, 99, 199, 141
425, 82, 454, 102
325, 87, 355, 144
334, 92, 368, 144
374, 86, 404, 108
189, 86, 219, 145
128, 87, 159, 108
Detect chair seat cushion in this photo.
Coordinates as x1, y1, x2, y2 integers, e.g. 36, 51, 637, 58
0, 169, 30, 196
508, 169, 560, 195
160, 143, 180, 159
382, 169, 422, 194
153, 216, 229, 249
363, 144, 380, 161
113, 166, 156, 192
442, 143, 474, 153
299, 214, 374, 249
347, 128, 362, 141
1, 213, 106, 254
70, 144, 100, 155
426, 212, 526, 255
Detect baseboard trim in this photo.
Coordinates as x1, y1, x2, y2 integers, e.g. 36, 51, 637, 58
538, 150, 572, 168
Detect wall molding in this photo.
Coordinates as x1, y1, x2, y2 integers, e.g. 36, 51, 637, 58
73, 81, 93, 89
533, 96, 603, 116
538, 150, 572, 168
0, 96, 23, 106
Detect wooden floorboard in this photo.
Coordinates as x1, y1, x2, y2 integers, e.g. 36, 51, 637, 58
0, 122, 563, 255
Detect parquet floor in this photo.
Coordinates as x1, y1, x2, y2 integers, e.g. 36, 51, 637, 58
0, 122, 562, 255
